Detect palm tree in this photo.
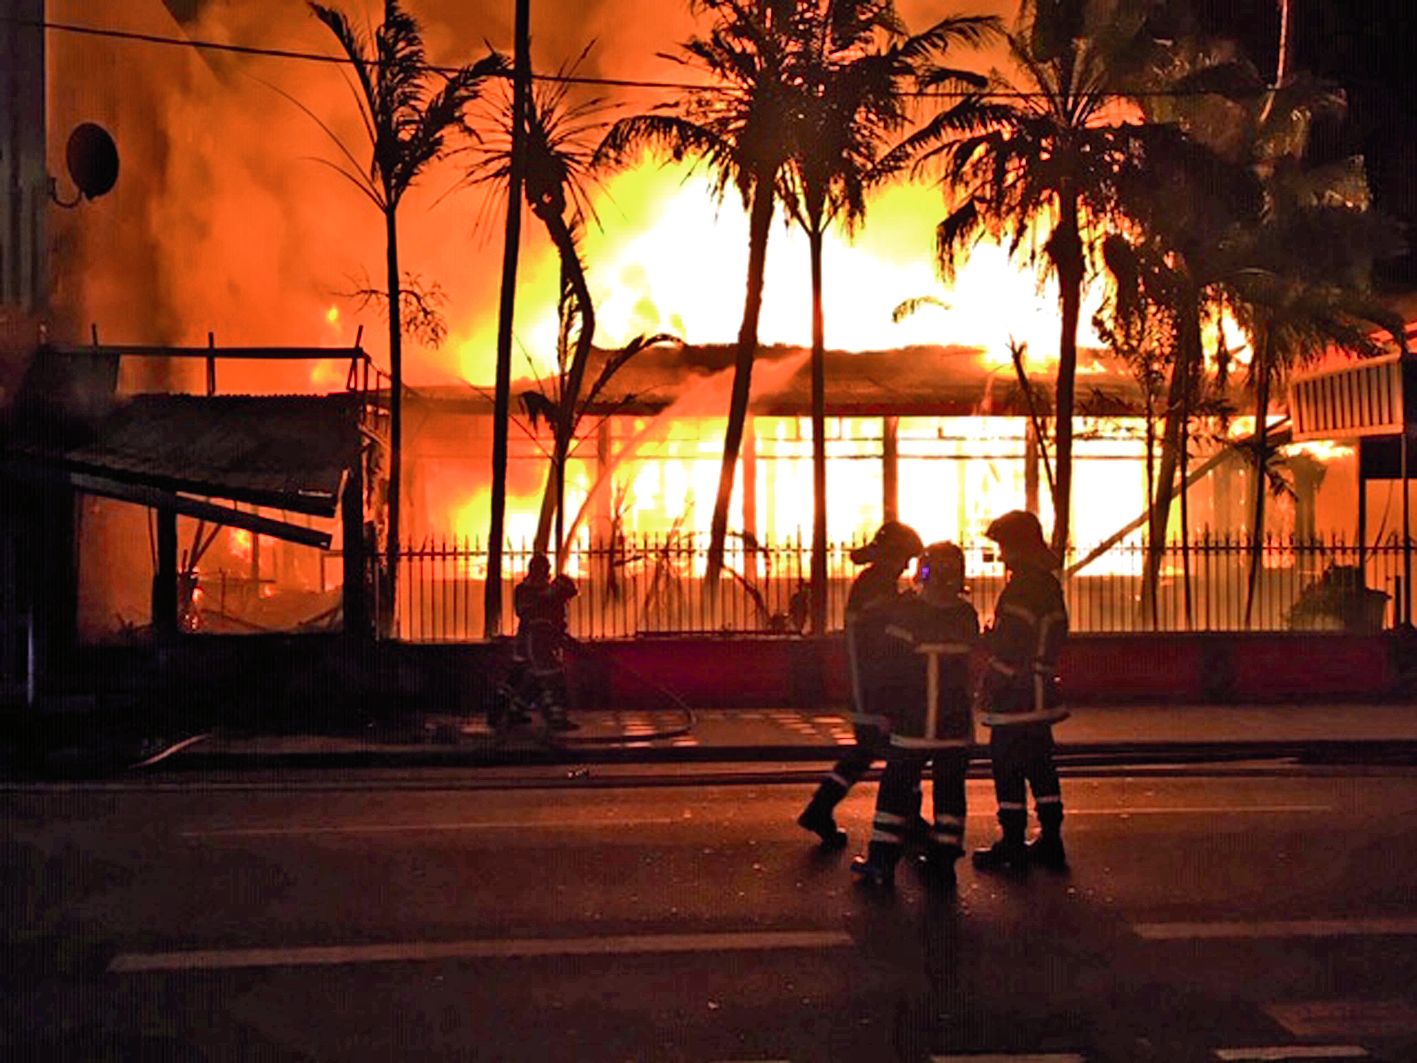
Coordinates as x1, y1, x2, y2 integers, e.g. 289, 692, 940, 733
308, 1, 502, 634
595, 0, 800, 597
781, 0, 997, 634
889, 0, 1169, 560
1135, 45, 1401, 625
470, 55, 610, 565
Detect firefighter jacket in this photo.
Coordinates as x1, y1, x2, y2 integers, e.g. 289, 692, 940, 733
844, 565, 904, 728
868, 593, 980, 751
513, 575, 577, 675
980, 565, 1069, 726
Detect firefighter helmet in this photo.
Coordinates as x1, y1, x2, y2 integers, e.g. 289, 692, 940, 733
850, 521, 924, 566
527, 554, 552, 580
984, 510, 1058, 569
917, 541, 966, 600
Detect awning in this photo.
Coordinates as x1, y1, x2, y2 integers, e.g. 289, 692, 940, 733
4, 392, 365, 547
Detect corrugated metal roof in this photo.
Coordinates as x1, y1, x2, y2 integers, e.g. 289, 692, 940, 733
9, 392, 364, 516
411, 343, 1145, 417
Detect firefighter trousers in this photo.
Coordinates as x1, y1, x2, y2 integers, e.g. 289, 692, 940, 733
988, 722, 1063, 843
802, 722, 892, 819
866, 746, 969, 868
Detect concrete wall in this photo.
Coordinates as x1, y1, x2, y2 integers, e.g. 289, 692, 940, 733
49, 630, 1409, 726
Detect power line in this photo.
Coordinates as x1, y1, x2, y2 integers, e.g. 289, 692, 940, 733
17, 14, 1274, 101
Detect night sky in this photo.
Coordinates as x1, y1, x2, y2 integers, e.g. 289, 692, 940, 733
1195, 0, 1417, 286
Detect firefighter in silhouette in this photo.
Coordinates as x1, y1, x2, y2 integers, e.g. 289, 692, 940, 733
509, 554, 580, 732
972, 510, 1070, 873
798, 520, 924, 847
850, 541, 979, 888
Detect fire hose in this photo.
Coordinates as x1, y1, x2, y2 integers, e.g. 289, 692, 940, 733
530, 635, 698, 747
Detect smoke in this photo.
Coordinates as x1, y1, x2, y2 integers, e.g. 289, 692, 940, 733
48, 0, 1037, 395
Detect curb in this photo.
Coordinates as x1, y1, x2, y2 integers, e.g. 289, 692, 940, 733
139, 738, 1417, 775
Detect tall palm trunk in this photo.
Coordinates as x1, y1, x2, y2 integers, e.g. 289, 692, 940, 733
1244, 325, 1276, 627
808, 223, 828, 636
1143, 281, 1201, 627
532, 210, 595, 565
383, 202, 402, 638
485, 0, 530, 638
1050, 187, 1083, 562
706, 168, 776, 591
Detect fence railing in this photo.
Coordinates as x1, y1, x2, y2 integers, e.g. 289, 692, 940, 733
393, 533, 1411, 643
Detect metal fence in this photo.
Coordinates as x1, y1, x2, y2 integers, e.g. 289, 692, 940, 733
393, 533, 1411, 642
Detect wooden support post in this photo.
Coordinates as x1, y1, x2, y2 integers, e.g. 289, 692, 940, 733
152, 508, 178, 641
342, 461, 370, 640
1025, 421, 1040, 516
206, 332, 217, 395
742, 416, 758, 546
882, 416, 899, 523
594, 419, 613, 542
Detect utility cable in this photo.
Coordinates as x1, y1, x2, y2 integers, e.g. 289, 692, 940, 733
13, 15, 1292, 102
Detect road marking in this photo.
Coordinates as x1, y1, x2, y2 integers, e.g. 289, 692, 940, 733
108, 929, 853, 973
1066, 805, 1331, 816
1133, 918, 1417, 940
181, 816, 680, 838
1214, 1047, 1369, 1060
1266, 999, 1417, 1038
931, 1055, 1087, 1062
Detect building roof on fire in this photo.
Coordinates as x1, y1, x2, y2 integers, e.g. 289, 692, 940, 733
417, 343, 1146, 418
7, 392, 364, 517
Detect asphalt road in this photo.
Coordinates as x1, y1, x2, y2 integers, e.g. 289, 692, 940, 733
5, 766, 1417, 1062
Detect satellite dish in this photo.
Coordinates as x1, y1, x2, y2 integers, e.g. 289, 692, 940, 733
65, 123, 119, 201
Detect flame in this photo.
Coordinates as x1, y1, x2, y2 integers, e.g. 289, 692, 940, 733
230, 528, 253, 561
1287, 440, 1355, 462
448, 166, 1104, 383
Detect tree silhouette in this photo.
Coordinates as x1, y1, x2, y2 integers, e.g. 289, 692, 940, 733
782, 0, 997, 633
307, 0, 502, 633
596, 0, 799, 598
890, 0, 1170, 559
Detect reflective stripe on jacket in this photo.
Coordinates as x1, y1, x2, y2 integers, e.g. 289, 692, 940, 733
981, 566, 1069, 726
844, 566, 903, 728
868, 593, 979, 749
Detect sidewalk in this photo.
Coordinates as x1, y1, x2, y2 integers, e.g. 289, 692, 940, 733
141, 701, 1417, 772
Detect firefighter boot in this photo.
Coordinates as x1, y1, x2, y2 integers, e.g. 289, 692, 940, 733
797, 785, 849, 849
973, 805, 1028, 873
971, 837, 1027, 873
1026, 831, 1067, 871
849, 851, 896, 888
1028, 798, 1066, 870
917, 844, 962, 890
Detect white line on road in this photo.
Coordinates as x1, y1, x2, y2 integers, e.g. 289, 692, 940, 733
1065, 805, 1331, 816
180, 817, 681, 838
1214, 1047, 1369, 1060
1133, 918, 1417, 940
108, 929, 854, 973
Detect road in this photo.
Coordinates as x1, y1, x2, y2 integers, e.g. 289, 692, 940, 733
5, 764, 1417, 1061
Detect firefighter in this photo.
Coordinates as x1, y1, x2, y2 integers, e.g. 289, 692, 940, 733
850, 541, 979, 889
797, 520, 924, 848
510, 554, 580, 732
972, 510, 1070, 873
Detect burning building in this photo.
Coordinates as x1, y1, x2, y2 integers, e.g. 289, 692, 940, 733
4, 0, 1408, 655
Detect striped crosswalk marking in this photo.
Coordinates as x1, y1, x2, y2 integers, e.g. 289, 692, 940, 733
1266, 999, 1417, 1038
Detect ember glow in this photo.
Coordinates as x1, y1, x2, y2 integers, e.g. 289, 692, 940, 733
45, 0, 1362, 612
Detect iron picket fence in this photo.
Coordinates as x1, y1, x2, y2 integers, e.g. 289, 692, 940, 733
388, 532, 1410, 642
